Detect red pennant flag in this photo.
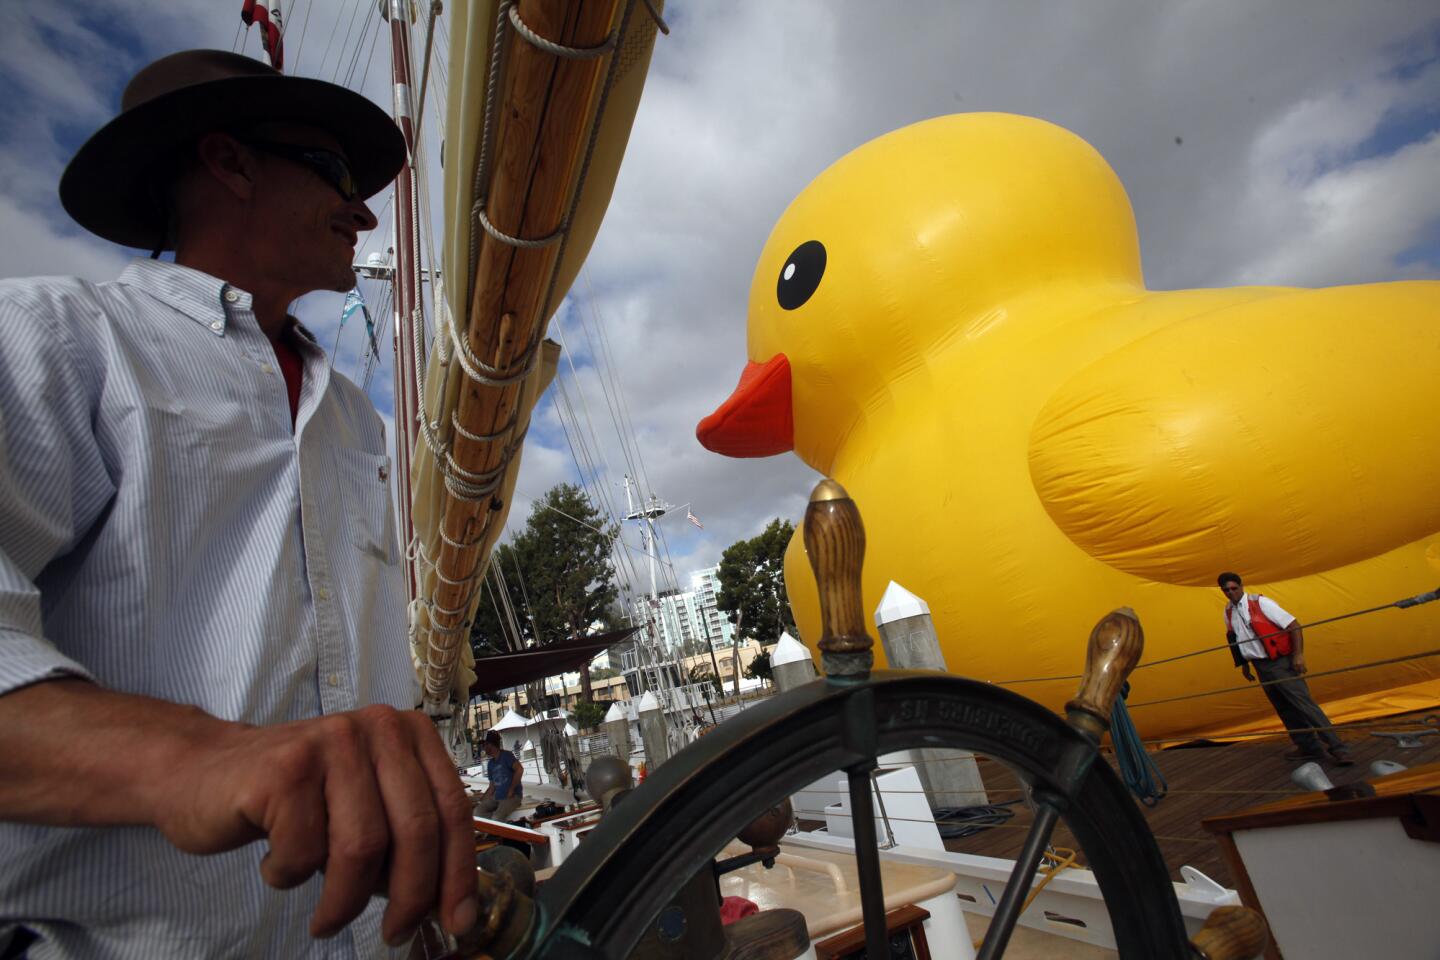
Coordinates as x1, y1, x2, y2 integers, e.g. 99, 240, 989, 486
241, 0, 284, 72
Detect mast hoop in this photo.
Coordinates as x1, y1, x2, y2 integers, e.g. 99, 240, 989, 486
452, 405, 521, 443
507, 4, 620, 61
430, 555, 484, 588
441, 467, 503, 502
446, 303, 546, 386
426, 614, 472, 636
437, 524, 486, 552
474, 202, 567, 249
427, 594, 474, 619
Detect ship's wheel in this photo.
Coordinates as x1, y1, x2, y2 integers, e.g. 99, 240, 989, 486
461, 480, 1268, 960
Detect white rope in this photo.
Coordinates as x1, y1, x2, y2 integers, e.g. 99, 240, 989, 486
442, 301, 545, 387
473, 203, 566, 249
437, 523, 483, 552
507, 3, 619, 60
429, 594, 473, 619
451, 407, 519, 444
466, 0, 514, 298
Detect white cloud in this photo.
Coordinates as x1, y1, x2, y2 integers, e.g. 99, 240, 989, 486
0, 193, 129, 281
1238, 131, 1440, 286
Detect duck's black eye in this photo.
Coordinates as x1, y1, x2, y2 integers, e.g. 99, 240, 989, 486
776, 240, 826, 311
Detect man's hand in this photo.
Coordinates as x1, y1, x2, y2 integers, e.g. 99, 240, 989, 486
0, 681, 476, 948
154, 705, 477, 945
1241, 663, 1254, 682
1291, 653, 1307, 675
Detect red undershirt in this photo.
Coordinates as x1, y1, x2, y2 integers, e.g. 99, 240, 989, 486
270, 333, 304, 428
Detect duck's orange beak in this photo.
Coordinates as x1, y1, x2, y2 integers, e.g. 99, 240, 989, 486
696, 354, 794, 457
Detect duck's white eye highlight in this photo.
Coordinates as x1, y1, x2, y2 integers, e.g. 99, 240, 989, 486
783, 263, 796, 281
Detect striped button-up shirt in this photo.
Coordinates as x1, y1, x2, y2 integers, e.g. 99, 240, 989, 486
0, 259, 418, 959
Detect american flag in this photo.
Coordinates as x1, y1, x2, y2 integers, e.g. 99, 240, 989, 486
686, 509, 704, 530
241, 0, 285, 72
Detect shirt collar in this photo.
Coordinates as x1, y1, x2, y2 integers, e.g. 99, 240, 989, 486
117, 260, 323, 347
117, 259, 252, 335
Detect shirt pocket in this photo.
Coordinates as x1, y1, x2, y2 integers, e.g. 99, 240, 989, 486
333, 446, 399, 566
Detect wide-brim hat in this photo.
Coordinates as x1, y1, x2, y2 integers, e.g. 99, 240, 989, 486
60, 49, 406, 251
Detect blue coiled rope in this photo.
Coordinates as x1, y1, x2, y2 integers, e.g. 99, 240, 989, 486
1110, 682, 1168, 806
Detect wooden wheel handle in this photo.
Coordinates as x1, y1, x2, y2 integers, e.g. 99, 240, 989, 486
1189, 905, 1269, 960
803, 479, 874, 678
1065, 607, 1144, 742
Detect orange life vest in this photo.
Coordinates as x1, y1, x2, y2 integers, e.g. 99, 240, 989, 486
1242, 594, 1293, 659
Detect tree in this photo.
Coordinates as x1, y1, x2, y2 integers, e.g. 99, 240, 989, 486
688, 663, 722, 695
744, 650, 773, 687
571, 700, 608, 731
716, 519, 797, 693
470, 483, 620, 702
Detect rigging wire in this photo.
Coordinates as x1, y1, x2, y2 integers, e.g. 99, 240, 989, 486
510, 544, 539, 642
1126, 646, 1440, 710
583, 270, 656, 499
355, 14, 386, 92
544, 336, 634, 563
289, 0, 316, 73
328, 0, 366, 84
314, 0, 348, 79
991, 585, 1440, 687
572, 283, 643, 494
548, 313, 667, 605
574, 272, 682, 595
412, 0, 442, 145
483, 565, 522, 653
492, 563, 527, 652
547, 370, 648, 601
342, 8, 379, 90
433, 13, 451, 121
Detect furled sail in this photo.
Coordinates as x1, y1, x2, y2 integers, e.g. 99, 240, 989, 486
410, 0, 666, 712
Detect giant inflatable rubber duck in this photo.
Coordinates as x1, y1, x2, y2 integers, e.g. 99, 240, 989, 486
698, 113, 1440, 740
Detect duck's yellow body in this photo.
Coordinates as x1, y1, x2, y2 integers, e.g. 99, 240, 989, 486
702, 113, 1440, 740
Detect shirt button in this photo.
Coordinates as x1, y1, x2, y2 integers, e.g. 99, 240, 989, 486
223, 290, 239, 303
317, 587, 330, 601
210, 320, 223, 332
328, 674, 339, 687
261, 363, 275, 375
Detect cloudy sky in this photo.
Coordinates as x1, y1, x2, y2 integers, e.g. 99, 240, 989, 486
3, 1, 1438, 607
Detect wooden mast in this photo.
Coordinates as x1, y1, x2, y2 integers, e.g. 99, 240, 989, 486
419, 0, 625, 710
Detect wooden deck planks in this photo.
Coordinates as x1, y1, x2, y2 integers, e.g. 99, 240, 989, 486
941, 709, 1440, 887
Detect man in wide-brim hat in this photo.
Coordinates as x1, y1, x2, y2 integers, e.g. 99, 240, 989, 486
0, 51, 477, 958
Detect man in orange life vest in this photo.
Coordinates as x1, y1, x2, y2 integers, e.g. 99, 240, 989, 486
1219, 572, 1354, 765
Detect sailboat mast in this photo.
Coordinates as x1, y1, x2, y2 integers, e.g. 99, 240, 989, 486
383, 0, 424, 602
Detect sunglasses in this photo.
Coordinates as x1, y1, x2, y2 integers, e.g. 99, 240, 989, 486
1222, 584, 1243, 593
245, 139, 359, 201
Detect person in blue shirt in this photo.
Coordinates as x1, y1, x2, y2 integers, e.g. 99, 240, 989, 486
474, 730, 526, 821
